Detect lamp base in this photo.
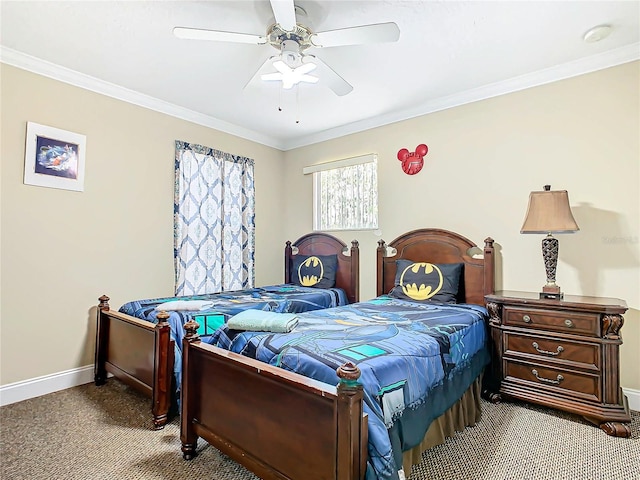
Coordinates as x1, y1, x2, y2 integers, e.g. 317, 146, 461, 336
540, 291, 563, 300
540, 284, 563, 300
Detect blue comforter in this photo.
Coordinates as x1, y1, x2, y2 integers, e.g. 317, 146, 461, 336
118, 284, 348, 388
205, 295, 489, 480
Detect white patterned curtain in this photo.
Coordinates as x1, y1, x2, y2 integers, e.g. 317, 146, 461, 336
174, 141, 255, 296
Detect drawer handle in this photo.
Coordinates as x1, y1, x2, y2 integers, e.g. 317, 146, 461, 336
522, 314, 532, 323
532, 342, 564, 356
531, 369, 564, 385
564, 319, 574, 328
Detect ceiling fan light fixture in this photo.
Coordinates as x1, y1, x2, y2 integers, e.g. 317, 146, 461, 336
261, 60, 318, 88
281, 40, 302, 67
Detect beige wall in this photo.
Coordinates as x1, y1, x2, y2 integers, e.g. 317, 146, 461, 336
283, 61, 640, 391
1, 61, 638, 393
0, 64, 285, 385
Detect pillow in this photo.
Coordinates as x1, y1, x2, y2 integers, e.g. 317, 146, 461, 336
389, 260, 463, 303
291, 254, 338, 289
154, 300, 214, 311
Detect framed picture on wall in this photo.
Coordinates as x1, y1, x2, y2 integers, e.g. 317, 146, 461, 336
23, 122, 86, 192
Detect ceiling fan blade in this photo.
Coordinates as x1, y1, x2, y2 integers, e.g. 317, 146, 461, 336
173, 27, 266, 45
311, 22, 400, 48
269, 0, 296, 31
303, 55, 353, 96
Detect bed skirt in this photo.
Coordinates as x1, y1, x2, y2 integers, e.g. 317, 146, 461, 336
402, 374, 483, 476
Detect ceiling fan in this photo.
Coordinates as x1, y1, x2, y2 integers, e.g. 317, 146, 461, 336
173, 0, 400, 96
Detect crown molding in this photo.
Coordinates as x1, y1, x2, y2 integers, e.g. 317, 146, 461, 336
2, 43, 638, 152
0, 46, 284, 150
281, 42, 640, 150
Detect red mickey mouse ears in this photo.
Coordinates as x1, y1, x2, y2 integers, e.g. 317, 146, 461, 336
397, 144, 428, 175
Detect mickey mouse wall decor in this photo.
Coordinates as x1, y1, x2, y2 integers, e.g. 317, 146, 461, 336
397, 144, 428, 175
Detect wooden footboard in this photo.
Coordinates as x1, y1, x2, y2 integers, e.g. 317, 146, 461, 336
94, 295, 174, 429
180, 322, 368, 480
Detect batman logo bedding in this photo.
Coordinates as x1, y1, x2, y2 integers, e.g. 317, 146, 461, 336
118, 284, 349, 390
205, 295, 490, 480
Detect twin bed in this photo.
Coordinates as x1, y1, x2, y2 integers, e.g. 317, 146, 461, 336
178, 228, 495, 480
95, 232, 360, 429
96, 228, 496, 480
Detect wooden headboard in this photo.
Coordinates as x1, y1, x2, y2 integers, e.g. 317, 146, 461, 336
376, 228, 495, 306
285, 233, 360, 303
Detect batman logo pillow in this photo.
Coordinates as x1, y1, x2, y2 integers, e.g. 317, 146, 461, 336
291, 254, 338, 289
389, 260, 463, 303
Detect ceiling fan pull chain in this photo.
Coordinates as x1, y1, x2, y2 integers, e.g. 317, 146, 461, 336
296, 86, 300, 124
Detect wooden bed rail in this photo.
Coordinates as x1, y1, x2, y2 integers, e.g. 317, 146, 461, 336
93, 233, 361, 432
180, 320, 368, 480
94, 295, 175, 429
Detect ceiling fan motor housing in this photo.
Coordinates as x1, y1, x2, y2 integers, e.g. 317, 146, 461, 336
267, 23, 314, 52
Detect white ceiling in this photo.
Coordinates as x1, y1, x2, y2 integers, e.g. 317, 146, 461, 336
1, 1, 638, 151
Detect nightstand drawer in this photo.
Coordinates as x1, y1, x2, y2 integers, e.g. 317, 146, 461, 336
504, 360, 601, 403
504, 332, 600, 371
503, 306, 599, 336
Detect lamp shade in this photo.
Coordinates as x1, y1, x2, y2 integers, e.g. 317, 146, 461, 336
521, 185, 579, 234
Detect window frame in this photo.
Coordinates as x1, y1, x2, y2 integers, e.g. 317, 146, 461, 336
303, 154, 378, 232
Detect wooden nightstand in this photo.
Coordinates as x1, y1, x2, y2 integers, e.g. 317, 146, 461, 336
485, 291, 631, 437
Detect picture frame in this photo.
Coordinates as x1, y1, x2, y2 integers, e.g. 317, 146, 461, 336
23, 122, 86, 192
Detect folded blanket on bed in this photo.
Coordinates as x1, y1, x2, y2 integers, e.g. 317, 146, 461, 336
227, 310, 298, 333
154, 300, 215, 311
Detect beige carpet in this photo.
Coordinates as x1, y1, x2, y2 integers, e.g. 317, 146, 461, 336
1, 380, 638, 480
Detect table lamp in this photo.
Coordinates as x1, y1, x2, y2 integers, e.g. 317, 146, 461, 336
520, 185, 579, 299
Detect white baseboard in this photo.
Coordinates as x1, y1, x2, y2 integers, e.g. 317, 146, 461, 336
624, 388, 640, 412
0, 365, 94, 407
1, 365, 639, 413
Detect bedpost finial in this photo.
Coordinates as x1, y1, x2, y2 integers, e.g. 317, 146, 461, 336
484, 237, 494, 248
337, 361, 361, 389
156, 310, 170, 326
98, 295, 110, 312
183, 320, 201, 342
377, 239, 386, 249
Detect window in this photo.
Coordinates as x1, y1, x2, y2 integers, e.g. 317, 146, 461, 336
303, 154, 378, 231
174, 141, 255, 296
